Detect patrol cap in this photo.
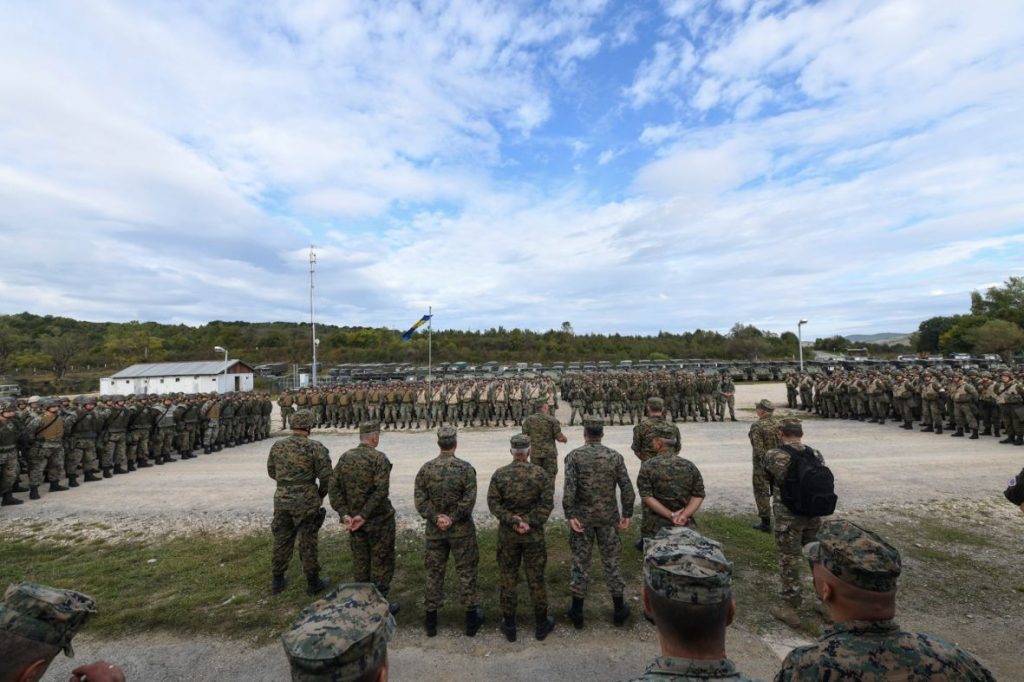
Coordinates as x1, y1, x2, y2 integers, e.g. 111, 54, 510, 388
0, 582, 97, 657
755, 399, 774, 411
510, 433, 531, 449
437, 425, 458, 447
779, 417, 802, 430
358, 421, 380, 435
803, 519, 901, 592
582, 414, 605, 429
281, 583, 394, 682
649, 421, 678, 443
644, 528, 732, 604
646, 396, 665, 410
290, 410, 314, 430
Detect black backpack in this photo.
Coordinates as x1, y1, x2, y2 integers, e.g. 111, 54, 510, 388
780, 444, 838, 517
1005, 468, 1024, 506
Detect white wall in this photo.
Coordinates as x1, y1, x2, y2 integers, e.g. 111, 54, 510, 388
99, 373, 254, 395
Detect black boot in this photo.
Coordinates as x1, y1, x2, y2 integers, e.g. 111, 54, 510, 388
30, 486, 41, 500
136, 459, 152, 468
535, 611, 556, 640
1000, 435, 1014, 444
993, 427, 1001, 438
271, 574, 288, 594
425, 610, 438, 637
67, 475, 79, 488
934, 425, 943, 435
84, 471, 102, 482
50, 480, 69, 492
2, 493, 24, 506
103, 468, 113, 478
612, 595, 630, 626
204, 447, 212, 454
465, 607, 485, 637
113, 465, 126, 475
951, 428, 964, 438
752, 516, 771, 533
164, 454, 178, 463
12, 480, 28, 493
1016, 435, 1023, 446
921, 425, 933, 432
566, 597, 584, 629
981, 427, 992, 436
969, 429, 979, 440
500, 614, 517, 642
305, 571, 331, 596
154, 457, 165, 465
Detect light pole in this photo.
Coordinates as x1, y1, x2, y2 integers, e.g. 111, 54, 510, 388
797, 320, 808, 372
213, 346, 228, 363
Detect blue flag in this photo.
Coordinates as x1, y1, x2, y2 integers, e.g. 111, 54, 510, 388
401, 314, 432, 341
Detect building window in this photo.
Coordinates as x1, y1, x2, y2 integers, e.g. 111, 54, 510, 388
175, 378, 180, 382
160, 379, 164, 383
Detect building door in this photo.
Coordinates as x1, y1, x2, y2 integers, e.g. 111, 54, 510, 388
235, 376, 241, 392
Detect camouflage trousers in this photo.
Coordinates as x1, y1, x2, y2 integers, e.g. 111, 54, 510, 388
0, 446, 17, 495
893, 398, 913, 423
424, 535, 479, 611
349, 517, 396, 597
104, 432, 126, 468
30, 442, 64, 486
493, 402, 508, 424
530, 454, 558, 485
218, 419, 234, 444
69, 437, 99, 475
752, 452, 772, 519
127, 429, 150, 463
203, 419, 219, 448
953, 402, 977, 430
772, 505, 821, 605
399, 403, 413, 424
154, 427, 176, 457
271, 507, 321, 576
568, 524, 624, 599
280, 405, 294, 430
921, 399, 943, 426
497, 536, 548, 615
1001, 404, 1023, 436
569, 403, 585, 425
178, 425, 196, 452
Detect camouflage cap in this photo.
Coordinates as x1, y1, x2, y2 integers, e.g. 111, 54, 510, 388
755, 398, 774, 411
358, 421, 380, 435
290, 410, 314, 430
646, 396, 665, 410
510, 433, 531, 449
437, 424, 458, 446
644, 528, 732, 604
0, 582, 97, 656
803, 519, 901, 592
281, 583, 395, 682
649, 421, 678, 443
779, 417, 802, 429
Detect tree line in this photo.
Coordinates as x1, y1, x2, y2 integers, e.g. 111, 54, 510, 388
913, 277, 1024, 356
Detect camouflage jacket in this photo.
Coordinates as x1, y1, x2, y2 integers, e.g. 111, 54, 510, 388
632, 416, 682, 462
0, 416, 18, 450
636, 454, 705, 537
414, 453, 477, 539
748, 416, 781, 460
487, 460, 553, 544
763, 440, 825, 516
623, 655, 756, 681
563, 442, 635, 527
328, 444, 395, 527
776, 619, 995, 681
521, 412, 562, 457
267, 434, 332, 512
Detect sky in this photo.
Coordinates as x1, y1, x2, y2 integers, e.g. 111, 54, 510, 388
1, 0, 1022, 339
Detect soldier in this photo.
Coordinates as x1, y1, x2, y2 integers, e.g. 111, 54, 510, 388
200, 392, 222, 454
27, 399, 68, 498
413, 425, 484, 637
637, 421, 705, 544
777, 520, 995, 681
950, 374, 980, 439
67, 396, 103, 484
152, 396, 179, 465
329, 421, 399, 614
625, 528, 756, 682
521, 400, 567, 487
281, 583, 394, 682
763, 417, 829, 628
267, 410, 332, 596
487, 433, 556, 643
101, 395, 131, 474
277, 390, 294, 431
1, 398, 24, 506
563, 415, 635, 629
632, 397, 681, 464
719, 371, 737, 422
919, 374, 945, 434
748, 399, 780, 533
996, 372, 1022, 445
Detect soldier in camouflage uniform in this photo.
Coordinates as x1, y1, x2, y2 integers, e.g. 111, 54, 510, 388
329, 421, 398, 614
520, 400, 567, 488
414, 425, 484, 637
1, 398, 24, 506
748, 398, 781, 533
277, 390, 294, 431
624, 528, 756, 682
281, 583, 394, 682
267, 410, 332, 597
487, 433, 556, 643
777, 520, 995, 681
637, 422, 705, 543
632, 397, 681, 464
563, 415, 635, 629
27, 400, 68, 498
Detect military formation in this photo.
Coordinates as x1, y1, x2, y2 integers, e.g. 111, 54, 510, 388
0, 391, 273, 506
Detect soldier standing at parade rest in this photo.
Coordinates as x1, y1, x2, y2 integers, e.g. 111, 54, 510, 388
414, 425, 485, 638
1, 398, 24, 506
776, 520, 995, 681
329, 420, 400, 615
623, 528, 756, 682
28, 399, 68, 498
267, 409, 332, 597
563, 415, 636, 629
487, 433, 556, 643
520, 399, 567, 487
632, 397, 682, 463
637, 421, 705, 545
748, 399, 781, 533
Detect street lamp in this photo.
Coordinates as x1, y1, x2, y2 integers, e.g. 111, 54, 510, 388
213, 346, 228, 363
797, 320, 808, 372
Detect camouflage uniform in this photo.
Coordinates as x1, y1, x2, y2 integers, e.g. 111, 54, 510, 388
28, 405, 66, 487
563, 424, 636, 599
414, 427, 479, 610
0, 401, 20, 500
0, 582, 97, 659
329, 423, 396, 597
637, 449, 705, 539
267, 418, 332, 577
631, 400, 682, 463
521, 404, 563, 482
487, 434, 554, 617
748, 400, 781, 521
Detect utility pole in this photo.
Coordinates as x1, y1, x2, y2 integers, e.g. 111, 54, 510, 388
309, 245, 318, 388
798, 319, 808, 372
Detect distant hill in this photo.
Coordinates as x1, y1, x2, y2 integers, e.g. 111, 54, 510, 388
845, 333, 912, 346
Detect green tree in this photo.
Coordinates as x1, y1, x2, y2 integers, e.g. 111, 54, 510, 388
0, 324, 25, 374
915, 316, 959, 352
40, 332, 86, 386
938, 315, 988, 353
966, 319, 1024, 356
970, 276, 1024, 327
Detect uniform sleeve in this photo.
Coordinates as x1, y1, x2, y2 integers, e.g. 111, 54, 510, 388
486, 473, 514, 527
672, 424, 682, 454
453, 464, 477, 521
267, 447, 277, 480
562, 454, 578, 519
328, 462, 347, 516
631, 424, 642, 454
616, 455, 636, 517
550, 415, 562, 438
316, 446, 331, 499
414, 467, 436, 524
637, 461, 654, 499
359, 453, 391, 519
531, 470, 554, 527
689, 462, 706, 498
763, 449, 790, 484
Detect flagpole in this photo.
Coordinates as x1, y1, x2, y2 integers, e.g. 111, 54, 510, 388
427, 306, 433, 391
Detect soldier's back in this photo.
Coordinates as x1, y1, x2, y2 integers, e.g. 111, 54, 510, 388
333, 444, 394, 519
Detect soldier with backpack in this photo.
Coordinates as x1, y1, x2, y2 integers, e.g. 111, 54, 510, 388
763, 417, 837, 629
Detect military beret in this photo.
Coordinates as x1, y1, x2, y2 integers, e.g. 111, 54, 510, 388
0, 582, 96, 657
582, 414, 605, 429
755, 399, 774, 411
358, 421, 380, 434
646, 396, 665, 410
437, 425, 458, 443
510, 433, 531, 449
803, 519, 901, 592
644, 528, 732, 604
281, 583, 394, 682
649, 421, 678, 442
290, 410, 314, 430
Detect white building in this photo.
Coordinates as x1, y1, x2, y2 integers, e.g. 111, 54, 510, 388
100, 360, 255, 396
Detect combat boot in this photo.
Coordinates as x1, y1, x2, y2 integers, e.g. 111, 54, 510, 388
113, 464, 127, 475
868, 417, 878, 423
999, 435, 1014, 444
50, 480, 69, 492
981, 426, 992, 436
136, 459, 151, 468
535, 611, 556, 640
500, 614, 516, 642
934, 425, 943, 435
84, 471, 102, 482
424, 610, 438, 637
921, 424, 933, 432
951, 428, 964, 437
12, 479, 28, 493
612, 595, 630, 626
752, 516, 771, 533
67, 475, 79, 488
203, 447, 211, 454
1016, 435, 1023, 446
29, 486, 40, 500
304, 571, 331, 596
465, 607, 485, 637
566, 597, 584, 629
769, 603, 802, 629
164, 454, 177, 463
2, 493, 24, 506
969, 428, 979, 440
993, 426, 1001, 438
270, 574, 288, 594
154, 457, 165, 465
878, 417, 885, 425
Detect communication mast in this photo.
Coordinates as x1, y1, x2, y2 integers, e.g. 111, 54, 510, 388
309, 245, 318, 388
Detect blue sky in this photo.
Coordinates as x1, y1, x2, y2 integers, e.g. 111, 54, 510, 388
1, 0, 1021, 339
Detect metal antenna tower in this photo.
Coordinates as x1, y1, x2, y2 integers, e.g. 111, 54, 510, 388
309, 245, 318, 388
